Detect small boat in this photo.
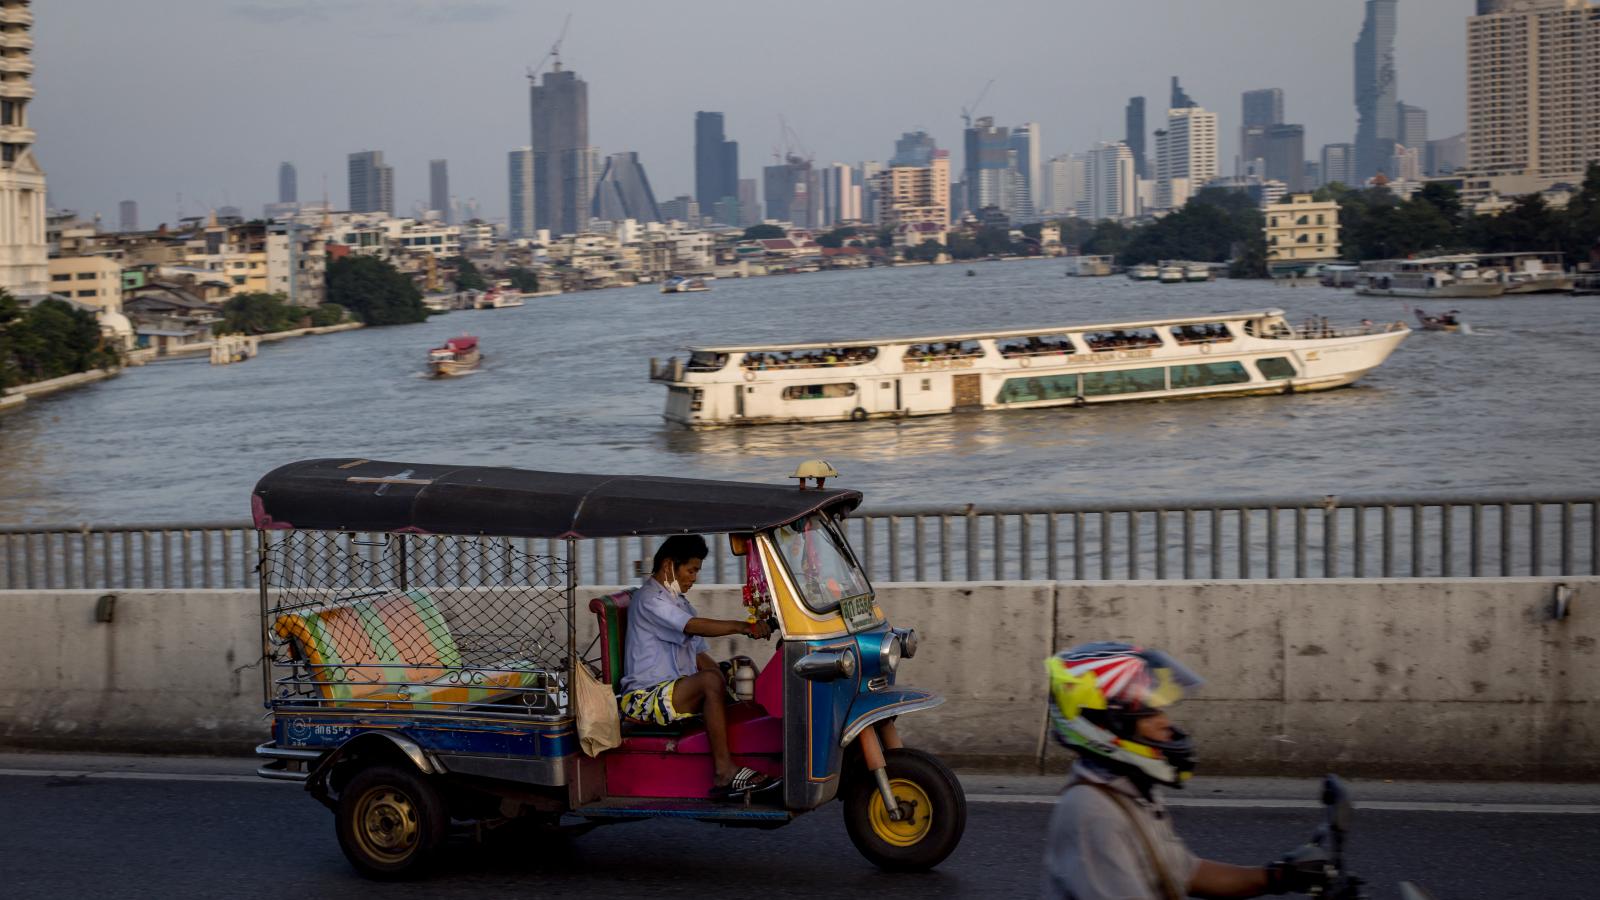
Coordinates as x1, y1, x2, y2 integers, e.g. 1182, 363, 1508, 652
428, 335, 481, 378
967, 269, 977, 277
474, 286, 526, 309
1127, 264, 1160, 281
1158, 265, 1185, 284
1184, 264, 1212, 282
660, 276, 711, 294
1414, 308, 1464, 333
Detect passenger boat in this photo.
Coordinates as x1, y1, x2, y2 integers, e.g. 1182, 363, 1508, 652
1064, 255, 1114, 277
427, 335, 480, 378
1414, 308, 1463, 333
1184, 264, 1212, 282
661, 275, 711, 293
1128, 264, 1159, 281
648, 309, 1410, 428
1355, 257, 1505, 298
1478, 252, 1573, 294
1158, 265, 1185, 283
474, 286, 526, 309
1315, 263, 1360, 288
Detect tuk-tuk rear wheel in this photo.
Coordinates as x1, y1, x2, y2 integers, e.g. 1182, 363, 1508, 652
335, 764, 447, 880
842, 747, 966, 871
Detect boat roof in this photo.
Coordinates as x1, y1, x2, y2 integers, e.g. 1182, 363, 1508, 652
252, 458, 862, 539
692, 309, 1286, 354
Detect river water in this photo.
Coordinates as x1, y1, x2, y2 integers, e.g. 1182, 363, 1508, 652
2, 261, 1596, 525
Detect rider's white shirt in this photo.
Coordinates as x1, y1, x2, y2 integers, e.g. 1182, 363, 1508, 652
1042, 760, 1198, 900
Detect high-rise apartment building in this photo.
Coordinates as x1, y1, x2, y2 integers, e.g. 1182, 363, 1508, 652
694, 112, 739, 218
1354, 0, 1399, 180
592, 151, 661, 223
1079, 142, 1136, 222
964, 117, 1012, 212
891, 131, 937, 168
1466, 0, 1600, 193
856, 161, 882, 223
428, 159, 450, 223
1125, 97, 1149, 180
347, 151, 394, 215
1321, 143, 1358, 187
1398, 103, 1428, 152
507, 147, 535, 239
1044, 154, 1086, 216
737, 178, 759, 227
819, 163, 860, 225
874, 153, 950, 229
0, 0, 46, 297
1155, 107, 1218, 210
1009, 123, 1041, 220
118, 200, 138, 233
278, 162, 297, 204
529, 65, 596, 236
763, 156, 817, 226
1262, 124, 1307, 192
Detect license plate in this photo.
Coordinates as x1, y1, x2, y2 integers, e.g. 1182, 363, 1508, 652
839, 594, 877, 633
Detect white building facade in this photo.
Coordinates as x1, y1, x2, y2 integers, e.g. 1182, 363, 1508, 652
1154, 107, 1219, 210
0, 0, 46, 297
1079, 142, 1137, 222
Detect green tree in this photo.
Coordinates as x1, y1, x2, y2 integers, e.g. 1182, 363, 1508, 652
452, 256, 488, 291
504, 267, 539, 293
325, 255, 427, 326
308, 304, 347, 327
904, 241, 944, 262
217, 292, 298, 335
816, 226, 860, 249
742, 223, 785, 241
0, 290, 20, 391
4, 298, 116, 383
1562, 162, 1600, 266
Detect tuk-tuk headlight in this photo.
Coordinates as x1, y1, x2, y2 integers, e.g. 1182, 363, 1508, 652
896, 628, 918, 660
879, 635, 901, 674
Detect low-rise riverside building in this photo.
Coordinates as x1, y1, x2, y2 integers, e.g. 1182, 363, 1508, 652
1265, 193, 1341, 277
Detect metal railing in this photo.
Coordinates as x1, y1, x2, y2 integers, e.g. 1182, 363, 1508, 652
1, 493, 1596, 591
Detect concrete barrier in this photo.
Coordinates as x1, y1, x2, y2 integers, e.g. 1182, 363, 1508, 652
1, 578, 1593, 778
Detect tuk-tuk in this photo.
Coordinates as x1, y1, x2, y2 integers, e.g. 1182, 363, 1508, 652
252, 458, 966, 878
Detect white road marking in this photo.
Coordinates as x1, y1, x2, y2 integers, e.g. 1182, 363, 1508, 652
965, 793, 1600, 814
3, 770, 1595, 814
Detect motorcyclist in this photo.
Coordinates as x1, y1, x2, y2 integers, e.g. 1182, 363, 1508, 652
1042, 642, 1331, 899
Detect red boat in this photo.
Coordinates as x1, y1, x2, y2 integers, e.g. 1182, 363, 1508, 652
427, 335, 481, 377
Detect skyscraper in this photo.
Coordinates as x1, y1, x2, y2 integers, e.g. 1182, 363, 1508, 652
1170, 76, 1198, 110
1124, 97, 1149, 179
119, 200, 138, 233
1467, 0, 1600, 189
1079, 142, 1136, 222
427, 159, 450, 223
1320, 143, 1357, 187
1241, 89, 1285, 128
875, 153, 950, 228
1263, 124, 1307, 192
1044, 154, 1086, 215
763, 156, 816, 227
278, 162, 297, 204
819, 163, 859, 225
891, 131, 937, 168
0, 0, 46, 298
1009, 123, 1041, 220
1354, 0, 1399, 180
1398, 103, 1428, 152
508, 147, 535, 239
529, 64, 596, 236
963, 117, 1012, 212
694, 112, 739, 217
1155, 107, 1218, 210
347, 150, 394, 215
737, 178, 759, 226
591, 151, 661, 223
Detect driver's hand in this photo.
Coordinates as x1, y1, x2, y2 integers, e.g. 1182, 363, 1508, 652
746, 619, 772, 639
1265, 843, 1332, 895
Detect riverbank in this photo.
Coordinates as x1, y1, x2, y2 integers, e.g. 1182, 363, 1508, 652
0, 368, 122, 419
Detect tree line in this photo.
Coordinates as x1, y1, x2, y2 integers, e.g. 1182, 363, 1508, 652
0, 291, 120, 393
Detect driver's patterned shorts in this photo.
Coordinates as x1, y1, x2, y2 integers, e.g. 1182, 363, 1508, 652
620, 678, 697, 725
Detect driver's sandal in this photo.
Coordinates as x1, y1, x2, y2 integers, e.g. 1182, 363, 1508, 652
710, 767, 780, 801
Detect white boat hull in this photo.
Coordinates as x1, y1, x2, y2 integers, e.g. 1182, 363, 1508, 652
1356, 283, 1504, 298
655, 312, 1410, 428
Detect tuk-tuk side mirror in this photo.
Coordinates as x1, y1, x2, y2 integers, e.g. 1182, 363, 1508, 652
729, 534, 751, 557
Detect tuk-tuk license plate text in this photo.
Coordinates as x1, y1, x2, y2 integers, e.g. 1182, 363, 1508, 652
840, 594, 876, 633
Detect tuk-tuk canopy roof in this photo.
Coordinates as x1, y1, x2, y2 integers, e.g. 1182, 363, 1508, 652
251, 458, 863, 539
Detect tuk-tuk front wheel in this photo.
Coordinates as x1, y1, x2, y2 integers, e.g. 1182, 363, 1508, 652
335, 765, 447, 880
842, 747, 966, 871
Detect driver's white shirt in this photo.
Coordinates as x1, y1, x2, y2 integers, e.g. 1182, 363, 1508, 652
1042, 760, 1198, 899
620, 577, 710, 693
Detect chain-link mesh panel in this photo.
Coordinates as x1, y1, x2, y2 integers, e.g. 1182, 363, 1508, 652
261, 531, 571, 719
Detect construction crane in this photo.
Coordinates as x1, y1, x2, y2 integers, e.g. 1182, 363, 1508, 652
961, 78, 995, 129
526, 13, 572, 83
771, 115, 812, 165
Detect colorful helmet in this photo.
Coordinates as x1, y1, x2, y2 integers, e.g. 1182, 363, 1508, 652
1045, 642, 1202, 787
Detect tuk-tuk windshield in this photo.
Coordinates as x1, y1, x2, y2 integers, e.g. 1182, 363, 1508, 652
773, 513, 872, 615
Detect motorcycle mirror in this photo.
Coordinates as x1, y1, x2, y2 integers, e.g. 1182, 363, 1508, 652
1399, 881, 1439, 900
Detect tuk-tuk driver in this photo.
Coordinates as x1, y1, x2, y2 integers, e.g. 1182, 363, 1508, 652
621, 534, 780, 800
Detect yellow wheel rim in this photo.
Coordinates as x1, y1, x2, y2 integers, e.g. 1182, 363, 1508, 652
868, 778, 933, 847
352, 786, 421, 863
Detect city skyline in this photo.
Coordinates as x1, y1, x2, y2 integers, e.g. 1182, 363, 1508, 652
37, 1, 1470, 225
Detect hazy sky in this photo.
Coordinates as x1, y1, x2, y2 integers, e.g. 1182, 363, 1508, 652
35, 0, 1470, 226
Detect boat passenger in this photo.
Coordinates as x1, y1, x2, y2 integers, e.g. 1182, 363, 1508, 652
620, 535, 779, 800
